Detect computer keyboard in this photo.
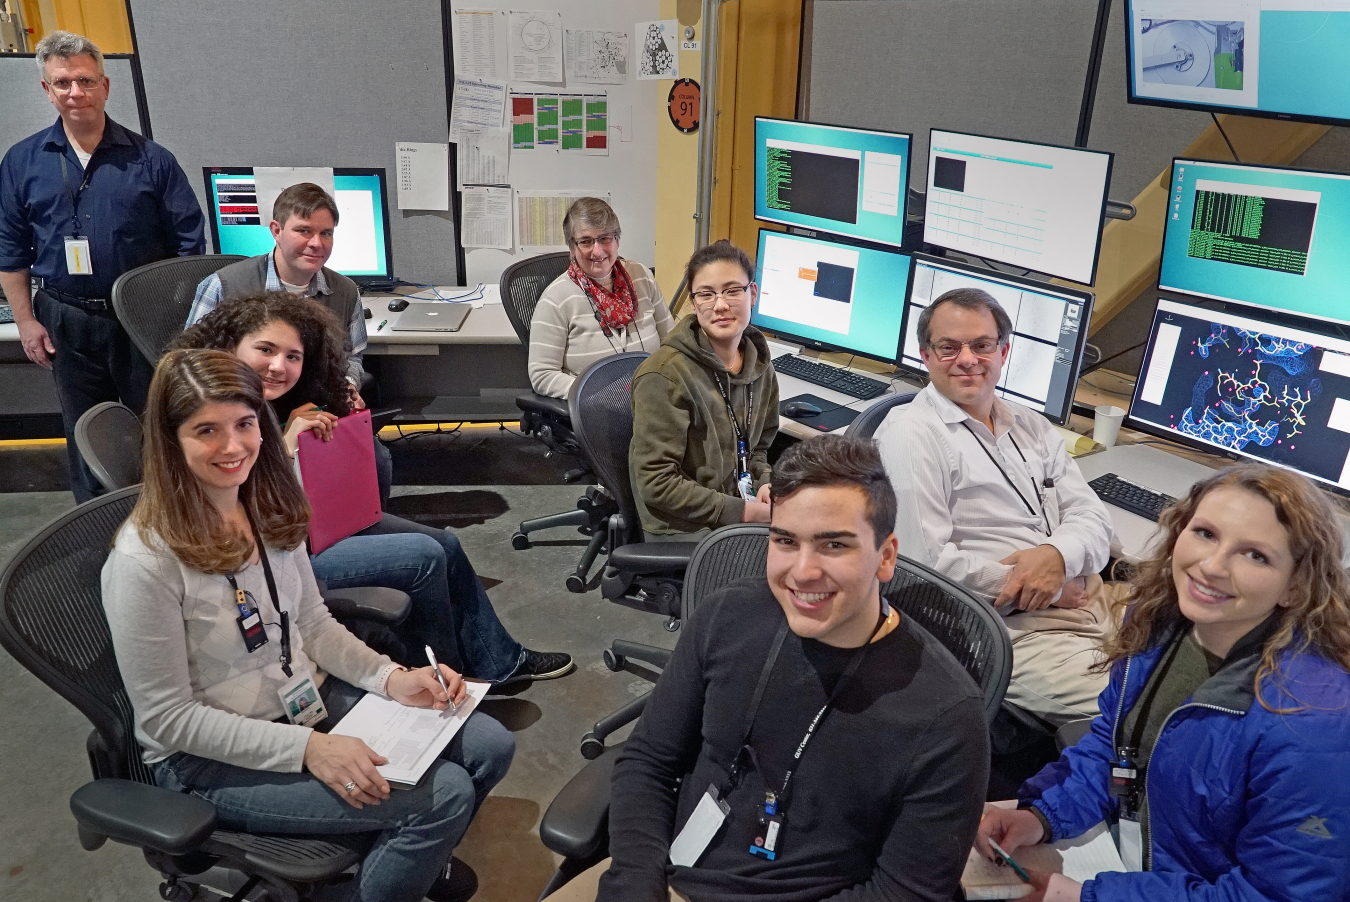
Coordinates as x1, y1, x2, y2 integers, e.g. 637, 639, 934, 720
1089, 472, 1177, 522
0, 305, 12, 325
772, 354, 890, 401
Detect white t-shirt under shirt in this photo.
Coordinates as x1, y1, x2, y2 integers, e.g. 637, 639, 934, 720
74, 148, 92, 168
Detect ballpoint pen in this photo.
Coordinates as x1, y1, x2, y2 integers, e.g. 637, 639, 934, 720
424, 645, 458, 711
988, 839, 1032, 884
377, 319, 388, 331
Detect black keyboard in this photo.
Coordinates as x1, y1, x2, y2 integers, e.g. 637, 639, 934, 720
1089, 472, 1177, 522
0, 305, 11, 325
772, 354, 890, 400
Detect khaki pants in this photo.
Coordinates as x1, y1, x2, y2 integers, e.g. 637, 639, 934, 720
1001, 576, 1128, 727
543, 858, 689, 902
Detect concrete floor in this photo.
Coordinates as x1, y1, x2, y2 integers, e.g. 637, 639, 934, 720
0, 482, 677, 902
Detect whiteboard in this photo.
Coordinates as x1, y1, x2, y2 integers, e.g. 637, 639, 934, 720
453, 0, 660, 285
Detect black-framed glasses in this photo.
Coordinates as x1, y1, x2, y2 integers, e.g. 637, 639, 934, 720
928, 338, 1003, 361
691, 284, 753, 310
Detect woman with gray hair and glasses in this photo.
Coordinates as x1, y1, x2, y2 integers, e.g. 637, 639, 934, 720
528, 197, 675, 399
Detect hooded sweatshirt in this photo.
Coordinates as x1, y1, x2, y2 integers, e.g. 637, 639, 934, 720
629, 315, 779, 535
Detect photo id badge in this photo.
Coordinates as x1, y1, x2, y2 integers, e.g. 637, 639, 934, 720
278, 668, 327, 727
737, 472, 755, 502
64, 237, 92, 275
669, 784, 730, 868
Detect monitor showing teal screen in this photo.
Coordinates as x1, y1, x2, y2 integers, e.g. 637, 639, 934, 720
751, 229, 911, 363
753, 118, 911, 249
1127, 3, 1350, 126
203, 168, 393, 281
1159, 158, 1350, 323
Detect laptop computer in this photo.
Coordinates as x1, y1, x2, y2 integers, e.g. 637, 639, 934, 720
391, 302, 472, 333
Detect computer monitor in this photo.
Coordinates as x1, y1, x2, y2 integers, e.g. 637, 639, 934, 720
897, 253, 1094, 425
1159, 157, 1350, 324
923, 129, 1113, 285
1129, 296, 1350, 496
751, 229, 912, 364
1126, 2, 1350, 127
753, 117, 912, 249
203, 168, 395, 284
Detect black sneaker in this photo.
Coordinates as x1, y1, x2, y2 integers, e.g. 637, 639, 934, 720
426, 857, 477, 902
498, 650, 575, 686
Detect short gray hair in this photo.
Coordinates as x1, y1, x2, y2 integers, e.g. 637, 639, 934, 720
562, 197, 621, 247
35, 31, 105, 77
916, 288, 1013, 348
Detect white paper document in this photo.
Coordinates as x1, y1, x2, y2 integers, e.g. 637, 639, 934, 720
395, 142, 450, 211
463, 185, 514, 250
454, 8, 506, 80
456, 125, 510, 189
509, 10, 563, 83
330, 682, 490, 787
565, 28, 629, 84
961, 821, 1126, 899
516, 189, 607, 251
253, 167, 335, 227
450, 76, 509, 137
636, 19, 679, 80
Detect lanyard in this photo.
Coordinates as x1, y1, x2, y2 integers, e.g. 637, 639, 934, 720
225, 511, 292, 677
712, 372, 754, 476
58, 151, 92, 238
961, 422, 1052, 535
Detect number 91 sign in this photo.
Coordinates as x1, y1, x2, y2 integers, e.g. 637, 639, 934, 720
668, 78, 701, 133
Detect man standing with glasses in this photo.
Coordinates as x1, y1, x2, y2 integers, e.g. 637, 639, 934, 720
630, 240, 779, 539
0, 31, 204, 502
875, 288, 1115, 725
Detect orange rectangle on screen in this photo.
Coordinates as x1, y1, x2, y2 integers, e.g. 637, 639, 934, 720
798, 268, 818, 281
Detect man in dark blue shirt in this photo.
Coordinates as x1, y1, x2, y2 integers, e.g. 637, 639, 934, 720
0, 31, 204, 502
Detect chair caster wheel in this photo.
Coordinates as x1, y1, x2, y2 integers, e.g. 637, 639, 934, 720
603, 649, 625, 672
566, 574, 586, 593
511, 532, 530, 550
580, 734, 604, 760
664, 617, 681, 633
159, 880, 193, 902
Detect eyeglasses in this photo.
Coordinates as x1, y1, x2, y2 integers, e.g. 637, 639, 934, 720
691, 284, 752, 310
574, 234, 618, 251
928, 338, 1003, 361
47, 76, 104, 94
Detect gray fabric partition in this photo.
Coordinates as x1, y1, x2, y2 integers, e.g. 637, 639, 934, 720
128, 0, 458, 284
0, 55, 142, 152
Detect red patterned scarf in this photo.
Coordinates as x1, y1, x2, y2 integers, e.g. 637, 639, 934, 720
568, 257, 637, 330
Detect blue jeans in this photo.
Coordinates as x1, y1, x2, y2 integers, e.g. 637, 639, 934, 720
151, 679, 514, 902
311, 513, 526, 682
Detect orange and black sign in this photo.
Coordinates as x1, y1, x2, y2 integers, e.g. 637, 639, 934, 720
668, 78, 700, 133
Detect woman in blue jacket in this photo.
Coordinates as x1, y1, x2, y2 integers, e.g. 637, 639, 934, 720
978, 463, 1350, 902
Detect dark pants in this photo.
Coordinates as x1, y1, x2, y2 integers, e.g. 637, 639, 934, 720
34, 290, 154, 503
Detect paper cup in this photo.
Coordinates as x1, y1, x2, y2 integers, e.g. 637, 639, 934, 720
1093, 405, 1126, 448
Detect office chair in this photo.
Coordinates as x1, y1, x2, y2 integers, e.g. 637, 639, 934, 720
536, 524, 1013, 897
111, 255, 246, 364
845, 390, 919, 439
0, 487, 386, 902
499, 252, 617, 592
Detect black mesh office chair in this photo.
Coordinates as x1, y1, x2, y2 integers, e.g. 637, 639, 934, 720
74, 401, 144, 493
845, 390, 919, 438
0, 487, 386, 902
111, 255, 246, 364
499, 252, 618, 591
536, 523, 1013, 897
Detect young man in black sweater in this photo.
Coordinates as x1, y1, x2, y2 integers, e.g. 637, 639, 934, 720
547, 435, 989, 902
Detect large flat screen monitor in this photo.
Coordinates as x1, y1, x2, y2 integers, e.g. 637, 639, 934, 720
751, 229, 912, 364
203, 168, 394, 283
1129, 296, 1350, 496
753, 117, 912, 249
923, 130, 1113, 285
1127, 2, 1350, 126
1159, 157, 1350, 324
897, 253, 1094, 425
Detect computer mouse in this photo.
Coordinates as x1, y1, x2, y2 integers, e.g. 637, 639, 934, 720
363, 306, 373, 319
783, 401, 823, 418
388, 298, 411, 312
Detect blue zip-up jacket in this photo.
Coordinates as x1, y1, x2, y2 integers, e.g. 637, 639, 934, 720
1017, 621, 1350, 902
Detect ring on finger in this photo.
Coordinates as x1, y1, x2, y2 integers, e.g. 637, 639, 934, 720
344, 781, 358, 793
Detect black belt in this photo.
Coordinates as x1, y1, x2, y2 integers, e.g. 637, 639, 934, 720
39, 286, 110, 312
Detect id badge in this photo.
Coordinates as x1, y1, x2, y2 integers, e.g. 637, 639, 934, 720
670, 784, 730, 867
1118, 815, 1144, 871
236, 595, 268, 653
750, 792, 783, 860
738, 472, 755, 502
278, 668, 328, 727
64, 237, 92, 275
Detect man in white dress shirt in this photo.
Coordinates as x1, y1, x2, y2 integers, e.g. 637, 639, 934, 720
875, 287, 1117, 725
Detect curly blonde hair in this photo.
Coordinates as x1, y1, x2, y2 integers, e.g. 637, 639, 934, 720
1099, 463, 1350, 708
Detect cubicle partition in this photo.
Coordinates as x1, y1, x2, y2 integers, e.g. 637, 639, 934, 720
0, 54, 143, 148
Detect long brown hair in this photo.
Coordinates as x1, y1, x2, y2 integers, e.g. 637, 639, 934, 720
132, 349, 310, 573
1100, 464, 1350, 705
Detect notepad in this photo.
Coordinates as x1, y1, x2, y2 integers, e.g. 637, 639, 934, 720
329, 681, 490, 787
961, 821, 1126, 899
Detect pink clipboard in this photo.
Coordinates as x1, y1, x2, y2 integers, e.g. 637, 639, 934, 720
296, 410, 382, 554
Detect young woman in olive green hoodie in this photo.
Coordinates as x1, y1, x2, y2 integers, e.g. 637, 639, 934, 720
629, 241, 780, 538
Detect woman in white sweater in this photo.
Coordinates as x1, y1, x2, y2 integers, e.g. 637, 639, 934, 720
100, 349, 513, 902
527, 197, 675, 398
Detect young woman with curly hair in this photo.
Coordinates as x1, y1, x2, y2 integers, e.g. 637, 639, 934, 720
976, 463, 1350, 902
172, 292, 574, 685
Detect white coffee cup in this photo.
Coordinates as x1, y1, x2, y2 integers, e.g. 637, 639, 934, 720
1093, 405, 1126, 448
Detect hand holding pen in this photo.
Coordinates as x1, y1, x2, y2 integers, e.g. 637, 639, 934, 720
425, 645, 465, 711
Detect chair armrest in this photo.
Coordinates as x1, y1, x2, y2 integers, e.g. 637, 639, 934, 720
539, 744, 621, 860
516, 391, 571, 420
70, 778, 216, 855
321, 586, 412, 625
1055, 717, 1094, 752
609, 542, 699, 574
